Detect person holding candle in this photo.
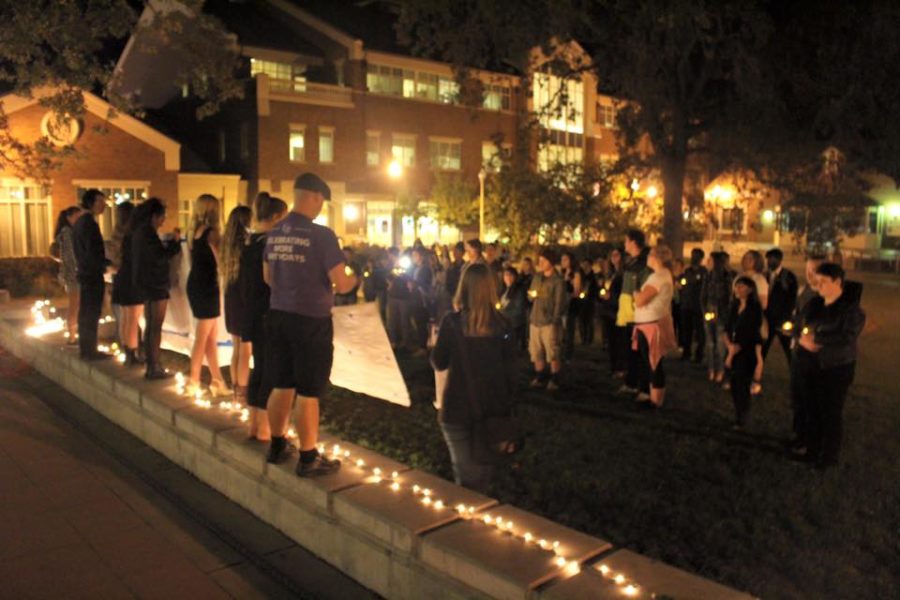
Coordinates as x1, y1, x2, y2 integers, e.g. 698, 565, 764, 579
53, 206, 84, 344
616, 229, 651, 395
679, 248, 708, 363
528, 248, 567, 390
791, 262, 865, 470
499, 266, 528, 352
724, 276, 764, 429
700, 251, 736, 383
599, 248, 625, 375
431, 262, 517, 494
763, 248, 799, 365
72, 189, 112, 360
632, 245, 677, 408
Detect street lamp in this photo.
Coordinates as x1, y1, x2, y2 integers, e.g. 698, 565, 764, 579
478, 167, 486, 240
387, 159, 403, 179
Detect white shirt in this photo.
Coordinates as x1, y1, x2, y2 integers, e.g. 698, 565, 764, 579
635, 269, 674, 323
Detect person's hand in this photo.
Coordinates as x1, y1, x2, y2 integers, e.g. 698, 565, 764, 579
799, 332, 820, 352
724, 353, 733, 370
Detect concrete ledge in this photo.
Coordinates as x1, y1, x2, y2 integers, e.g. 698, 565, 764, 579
0, 318, 757, 600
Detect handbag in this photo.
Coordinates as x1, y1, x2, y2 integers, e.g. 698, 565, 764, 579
453, 315, 521, 461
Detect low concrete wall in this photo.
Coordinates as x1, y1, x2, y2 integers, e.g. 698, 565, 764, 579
0, 318, 756, 600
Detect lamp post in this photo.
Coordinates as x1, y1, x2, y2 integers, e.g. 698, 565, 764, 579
478, 167, 486, 240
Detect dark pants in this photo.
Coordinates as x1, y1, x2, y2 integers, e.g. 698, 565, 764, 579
578, 303, 595, 345
679, 307, 705, 361
636, 329, 666, 393
604, 320, 627, 374
730, 351, 758, 426
624, 324, 640, 388
386, 298, 412, 348
143, 299, 167, 373
412, 302, 430, 350
563, 311, 577, 360
440, 421, 493, 494
247, 324, 272, 410
78, 275, 104, 357
801, 360, 855, 465
763, 327, 793, 365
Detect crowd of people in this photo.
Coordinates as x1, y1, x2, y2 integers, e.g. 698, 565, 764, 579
51, 174, 865, 490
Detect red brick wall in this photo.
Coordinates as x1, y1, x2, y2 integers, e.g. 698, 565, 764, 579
2, 103, 179, 221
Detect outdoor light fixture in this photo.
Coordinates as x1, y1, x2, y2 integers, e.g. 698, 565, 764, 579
646, 185, 658, 198
343, 204, 360, 221
387, 159, 403, 179
762, 209, 775, 223
630, 179, 640, 192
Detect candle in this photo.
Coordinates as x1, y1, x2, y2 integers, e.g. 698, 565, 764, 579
782, 321, 793, 332
704, 312, 716, 321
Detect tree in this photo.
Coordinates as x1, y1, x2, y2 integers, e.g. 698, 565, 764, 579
428, 172, 477, 230
0, 0, 242, 179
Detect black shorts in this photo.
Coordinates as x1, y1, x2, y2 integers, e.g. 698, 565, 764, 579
265, 309, 334, 398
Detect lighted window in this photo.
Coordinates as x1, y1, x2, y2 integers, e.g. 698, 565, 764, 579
483, 84, 511, 111
597, 103, 617, 128
720, 207, 745, 233
289, 128, 305, 162
402, 70, 416, 98
392, 134, 417, 167
438, 77, 459, 103
416, 72, 439, 101
429, 139, 462, 171
74, 185, 149, 238
482, 141, 511, 173
537, 143, 583, 171
251, 59, 292, 80
366, 64, 403, 95
319, 128, 334, 163
533, 72, 584, 134
0, 183, 52, 257
367, 132, 381, 166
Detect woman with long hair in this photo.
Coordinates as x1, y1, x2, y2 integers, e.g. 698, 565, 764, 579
111, 202, 145, 365
54, 206, 83, 343
431, 263, 517, 493
724, 276, 763, 430
132, 198, 181, 378
238, 193, 288, 440
186, 194, 228, 395
701, 251, 736, 383
632, 244, 677, 408
221, 205, 253, 403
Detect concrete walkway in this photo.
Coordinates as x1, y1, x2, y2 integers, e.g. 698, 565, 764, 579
0, 345, 377, 600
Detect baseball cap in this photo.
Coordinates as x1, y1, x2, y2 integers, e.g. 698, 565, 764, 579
294, 173, 331, 200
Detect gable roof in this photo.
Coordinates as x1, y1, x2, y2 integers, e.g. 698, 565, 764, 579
0, 88, 181, 171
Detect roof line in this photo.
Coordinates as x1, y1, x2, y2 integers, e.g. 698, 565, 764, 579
266, 0, 364, 59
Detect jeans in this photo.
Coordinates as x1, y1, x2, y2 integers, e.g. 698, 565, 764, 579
705, 319, 727, 373
78, 275, 104, 356
440, 421, 493, 494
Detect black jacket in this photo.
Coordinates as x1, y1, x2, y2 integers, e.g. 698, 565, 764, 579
726, 299, 763, 356
499, 278, 529, 329
765, 267, 799, 328
73, 213, 109, 282
680, 264, 707, 311
238, 233, 269, 340
796, 282, 865, 369
132, 223, 181, 301
701, 268, 736, 319
431, 311, 516, 427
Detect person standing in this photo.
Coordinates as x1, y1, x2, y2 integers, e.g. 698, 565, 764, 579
72, 189, 111, 360
187, 194, 228, 396
599, 249, 624, 375
111, 202, 145, 366
238, 193, 288, 441
263, 173, 357, 477
409, 246, 433, 352
632, 245, 676, 407
792, 263, 865, 470
701, 251, 736, 383
442, 242, 465, 315
131, 198, 181, 379
578, 258, 597, 346
617, 230, 651, 394
221, 205, 253, 402
54, 206, 83, 344
464, 239, 485, 265
527, 248, 567, 391
724, 277, 764, 429
499, 266, 528, 351
679, 248, 707, 363
431, 263, 517, 494
763, 248, 799, 364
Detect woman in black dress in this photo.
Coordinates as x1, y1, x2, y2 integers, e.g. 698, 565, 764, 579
110, 202, 146, 366
131, 198, 181, 379
187, 194, 228, 396
237, 193, 287, 440
724, 276, 763, 430
221, 205, 252, 403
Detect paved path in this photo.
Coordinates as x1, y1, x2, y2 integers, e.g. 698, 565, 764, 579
0, 345, 377, 600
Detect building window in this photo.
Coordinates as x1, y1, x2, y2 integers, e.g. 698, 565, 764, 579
251, 58, 307, 92
392, 134, 417, 167
366, 132, 381, 167
289, 128, 305, 162
366, 64, 403, 96
0, 183, 52, 257
217, 130, 226, 163
429, 139, 462, 171
438, 77, 459, 103
482, 141, 511, 173
597, 102, 617, 128
533, 72, 584, 134
483, 84, 511, 111
720, 207, 746, 233
537, 144, 584, 171
319, 127, 334, 164
74, 185, 149, 238
416, 72, 439, 101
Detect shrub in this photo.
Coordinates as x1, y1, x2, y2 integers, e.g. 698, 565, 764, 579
0, 257, 64, 298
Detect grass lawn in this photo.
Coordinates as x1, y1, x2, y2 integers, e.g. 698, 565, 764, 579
307, 334, 898, 600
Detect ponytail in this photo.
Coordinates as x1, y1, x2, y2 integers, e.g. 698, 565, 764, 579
254, 192, 287, 222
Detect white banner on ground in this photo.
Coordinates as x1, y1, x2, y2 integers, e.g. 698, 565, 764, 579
159, 245, 410, 407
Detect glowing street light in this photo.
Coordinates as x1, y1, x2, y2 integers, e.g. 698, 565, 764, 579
646, 185, 658, 198
343, 204, 360, 221
387, 159, 403, 179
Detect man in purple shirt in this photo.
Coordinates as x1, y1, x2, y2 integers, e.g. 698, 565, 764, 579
263, 173, 357, 476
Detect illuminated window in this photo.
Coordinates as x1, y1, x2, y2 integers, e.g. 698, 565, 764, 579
416, 72, 439, 101
74, 185, 149, 238
319, 127, 334, 163
429, 139, 461, 171
289, 128, 305, 162
366, 64, 403, 95
483, 84, 511, 111
0, 183, 52, 257
720, 207, 746, 233
366, 132, 381, 166
392, 134, 417, 167
537, 143, 583, 171
402, 70, 416, 98
533, 72, 584, 133
597, 103, 617, 128
438, 77, 459, 103
251, 59, 292, 80
482, 141, 511, 172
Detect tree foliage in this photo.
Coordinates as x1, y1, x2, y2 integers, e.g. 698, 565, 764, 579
428, 172, 477, 229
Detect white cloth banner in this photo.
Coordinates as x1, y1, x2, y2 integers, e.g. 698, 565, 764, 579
160, 246, 410, 407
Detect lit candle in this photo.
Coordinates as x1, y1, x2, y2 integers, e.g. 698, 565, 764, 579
422, 496, 432, 506
598, 564, 610, 575
782, 321, 793, 332
433, 500, 444, 510
390, 481, 400, 491
680, 277, 687, 286
523, 532, 533, 543
614, 574, 626, 585
412, 484, 421, 494
364, 271, 371, 278
599, 288, 608, 297
495, 302, 502, 310
391, 470, 398, 479
356, 459, 365, 468
528, 289, 538, 299
622, 584, 639, 597
344, 265, 354, 276
555, 556, 567, 567
578, 292, 586, 299
802, 326, 810, 336
704, 311, 716, 321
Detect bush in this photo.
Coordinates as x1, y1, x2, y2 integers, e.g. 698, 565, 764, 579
0, 257, 64, 298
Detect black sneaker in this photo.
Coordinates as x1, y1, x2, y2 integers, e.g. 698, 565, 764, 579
266, 438, 294, 464
295, 455, 341, 477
